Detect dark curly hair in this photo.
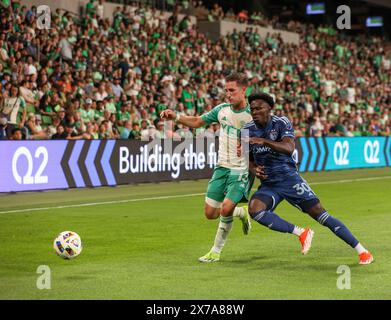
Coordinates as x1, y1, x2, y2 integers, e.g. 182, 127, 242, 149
248, 91, 275, 108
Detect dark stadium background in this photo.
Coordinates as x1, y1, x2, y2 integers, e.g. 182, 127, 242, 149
207, 0, 390, 36
123, 0, 391, 36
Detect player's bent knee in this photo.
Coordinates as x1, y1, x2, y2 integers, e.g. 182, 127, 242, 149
204, 199, 221, 220
204, 206, 220, 220
204, 210, 219, 220
302, 200, 325, 219
248, 198, 267, 218
220, 201, 236, 217
204, 206, 219, 220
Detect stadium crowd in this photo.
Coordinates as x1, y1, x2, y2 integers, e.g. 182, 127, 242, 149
0, 0, 390, 140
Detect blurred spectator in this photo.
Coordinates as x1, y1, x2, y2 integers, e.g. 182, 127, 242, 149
0, 117, 7, 139
51, 124, 67, 139
10, 128, 22, 140
26, 113, 48, 139
0, 0, 388, 140
96, 0, 104, 20
1, 85, 27, 138
120, 120, 134, 139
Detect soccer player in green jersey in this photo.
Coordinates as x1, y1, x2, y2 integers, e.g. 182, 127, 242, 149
160, 72, 254, 262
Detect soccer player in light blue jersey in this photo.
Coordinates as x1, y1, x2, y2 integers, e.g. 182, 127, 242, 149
242, 91, 373, 265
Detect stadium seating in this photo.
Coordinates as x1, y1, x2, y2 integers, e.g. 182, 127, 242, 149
0, 0, 389, 140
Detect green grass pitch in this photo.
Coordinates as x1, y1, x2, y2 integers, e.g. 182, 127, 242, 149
0, 167, 390, 300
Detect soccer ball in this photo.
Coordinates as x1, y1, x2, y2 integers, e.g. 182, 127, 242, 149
53, 231, 83, 259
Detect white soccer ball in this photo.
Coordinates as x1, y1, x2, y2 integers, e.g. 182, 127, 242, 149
53, 231, 83, 259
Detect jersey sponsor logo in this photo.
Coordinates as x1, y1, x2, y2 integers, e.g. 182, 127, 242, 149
254, 146, 272, 153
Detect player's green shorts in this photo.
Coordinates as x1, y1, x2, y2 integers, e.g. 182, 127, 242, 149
206, 166, 254, 204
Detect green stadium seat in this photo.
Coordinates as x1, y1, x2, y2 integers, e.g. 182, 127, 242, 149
26, 104, 37, 114
42, 115, 52, 125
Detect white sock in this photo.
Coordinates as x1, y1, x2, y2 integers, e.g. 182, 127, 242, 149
233, 207, 245, 219
354, 243, 367, 255
212, 218, 233, 254
292, 226, 305, 237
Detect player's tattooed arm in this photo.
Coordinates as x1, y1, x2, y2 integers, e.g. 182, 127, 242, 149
249, 136, 295, 156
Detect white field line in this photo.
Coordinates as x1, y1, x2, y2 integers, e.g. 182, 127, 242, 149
309, 175, 391, 185
0, 176, 390, 215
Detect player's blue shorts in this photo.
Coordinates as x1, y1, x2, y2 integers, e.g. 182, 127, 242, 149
251, 173, 320, 212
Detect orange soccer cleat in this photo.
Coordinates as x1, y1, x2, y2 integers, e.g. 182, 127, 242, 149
299, 228, 314, 255
359, 251, 374, 265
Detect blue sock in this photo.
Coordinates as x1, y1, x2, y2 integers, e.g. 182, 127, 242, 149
252, 210, 295, 233
317, 212, 359, 248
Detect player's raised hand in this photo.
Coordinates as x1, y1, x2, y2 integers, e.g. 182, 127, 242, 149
255, 165, 268, 180
160, 109, 176, 120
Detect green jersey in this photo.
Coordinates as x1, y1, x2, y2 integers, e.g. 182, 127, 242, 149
201, 103, 252, 170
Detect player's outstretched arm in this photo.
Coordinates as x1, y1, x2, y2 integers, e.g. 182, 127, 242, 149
249, 136, 295, 156
160, 110, 206, 129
